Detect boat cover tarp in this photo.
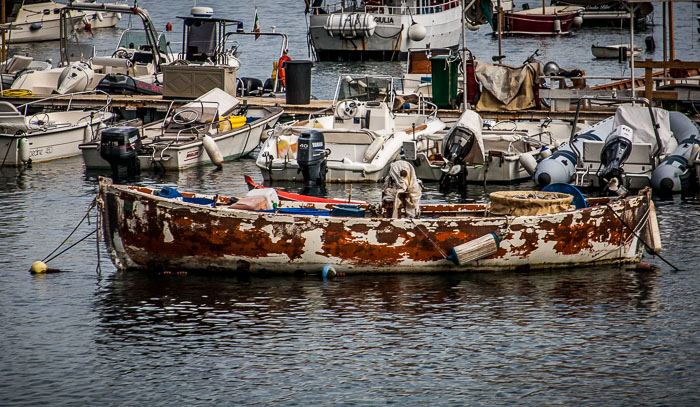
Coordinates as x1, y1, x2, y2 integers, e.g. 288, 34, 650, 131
613, 105, 676, 155
474, 61, 544, 111
382, 160, 422, 218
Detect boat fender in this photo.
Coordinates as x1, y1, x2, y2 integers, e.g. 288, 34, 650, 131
202, 135, 224, 167
408, 23, 426, 42
519, 151, 538, 176
30, 22, 43, 31
553, 18, 561, 34
29, 261, 61, 274
363, 136, 385, 162
447, 233, 502, 265
539, 146, 552, 159
18, 137, 30, 163
650, 137, 700, 194
322, 265, 336, 279
96, 11, 104, 22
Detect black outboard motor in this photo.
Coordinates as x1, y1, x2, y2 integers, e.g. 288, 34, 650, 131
238, 77, 264, 96
439, 112, 479, 194
599, 125, 633, 196
100, 126, 142, 180
296, 129, 328, 185
442, 125, 476, 165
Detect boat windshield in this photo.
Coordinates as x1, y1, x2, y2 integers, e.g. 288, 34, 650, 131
117, 29, 168, 53
335, 75, 393, 103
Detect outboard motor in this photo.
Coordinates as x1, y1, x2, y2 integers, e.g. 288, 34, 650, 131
296, 129, 328, 185
99, 126, 142, 180
238, 77, 264, 97
651, 111, 700, 194
439, 110, 482, 193
599, 125, 633, 196
442, 125, 476, 167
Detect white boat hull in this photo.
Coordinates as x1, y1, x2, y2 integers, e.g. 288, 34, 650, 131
309, 2, 462, 60
1, 112, 112, 166
82, 108, 282, 171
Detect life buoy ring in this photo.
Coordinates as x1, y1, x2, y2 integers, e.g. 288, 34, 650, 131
277, 55, 292, 88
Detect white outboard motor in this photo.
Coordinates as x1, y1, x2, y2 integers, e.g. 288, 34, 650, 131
534, 130, 602, 187
651, 111, 700, 194
598, 125, 634, 195
56, 61, 94, 94
296, 129, 328, 185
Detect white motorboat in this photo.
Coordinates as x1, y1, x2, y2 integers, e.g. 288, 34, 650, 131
3, 0, 85, 43
403, 111, 589, 186
10, 4, 172, 96
256, 75, 446, 183
0, 91, 113, 167
2, 0, 123, 43
80, 88, 283, 171
73, 0, 125, 30
591, 43, 642, 59
307, 0, 462, 61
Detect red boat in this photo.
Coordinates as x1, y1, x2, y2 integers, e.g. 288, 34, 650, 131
244, 175, 364, 204
502, 5, 583, 35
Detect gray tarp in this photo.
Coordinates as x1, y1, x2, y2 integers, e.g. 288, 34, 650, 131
613, 105, 676, 155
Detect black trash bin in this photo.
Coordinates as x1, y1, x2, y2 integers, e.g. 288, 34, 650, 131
285, 60, 312, 105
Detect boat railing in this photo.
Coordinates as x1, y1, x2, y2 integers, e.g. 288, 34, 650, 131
312, 0, 460, 16
16, 90, 112, 116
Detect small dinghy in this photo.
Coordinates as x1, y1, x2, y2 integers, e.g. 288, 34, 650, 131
591, 44, 642, 59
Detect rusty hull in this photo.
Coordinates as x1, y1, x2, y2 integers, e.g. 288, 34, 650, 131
97, 178, 655, 274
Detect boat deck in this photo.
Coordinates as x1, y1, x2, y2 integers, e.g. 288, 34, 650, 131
0, 94, 651, 123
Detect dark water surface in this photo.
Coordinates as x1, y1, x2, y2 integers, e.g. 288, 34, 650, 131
2, 1, 700, 406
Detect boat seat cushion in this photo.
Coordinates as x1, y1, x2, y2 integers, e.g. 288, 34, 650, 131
321, 131, 374, 145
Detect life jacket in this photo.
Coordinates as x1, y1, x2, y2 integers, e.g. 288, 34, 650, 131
278, 55, 292, 87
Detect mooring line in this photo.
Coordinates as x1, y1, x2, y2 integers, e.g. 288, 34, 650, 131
41, 198, 96, 264
604, 203, 679, 271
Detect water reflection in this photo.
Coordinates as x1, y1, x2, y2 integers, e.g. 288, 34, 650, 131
95, 267, 660, 345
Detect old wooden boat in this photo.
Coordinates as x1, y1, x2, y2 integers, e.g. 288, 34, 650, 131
98, 176, 660, 274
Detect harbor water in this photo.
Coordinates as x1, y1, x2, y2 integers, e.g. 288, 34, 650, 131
1, 1, 700, 405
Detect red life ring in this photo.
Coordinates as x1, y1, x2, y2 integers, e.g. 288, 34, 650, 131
278, 55, 292, 87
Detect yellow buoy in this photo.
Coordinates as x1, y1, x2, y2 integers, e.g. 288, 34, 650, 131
30, 261, 48, 274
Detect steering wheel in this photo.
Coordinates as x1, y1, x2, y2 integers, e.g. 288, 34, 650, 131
335, 99, 359, 120
112, 47, 131, 59
28, 113, 50, 130
171, 108, 199, 125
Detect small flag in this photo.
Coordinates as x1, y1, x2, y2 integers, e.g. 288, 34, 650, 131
253, 7, 260, 40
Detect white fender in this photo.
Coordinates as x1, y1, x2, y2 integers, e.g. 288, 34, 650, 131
519, 151, 538, 176
202, 135, 224, 167
363, 135, 385, 163
96, 12, 104, 22
18, 137, 30, 163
